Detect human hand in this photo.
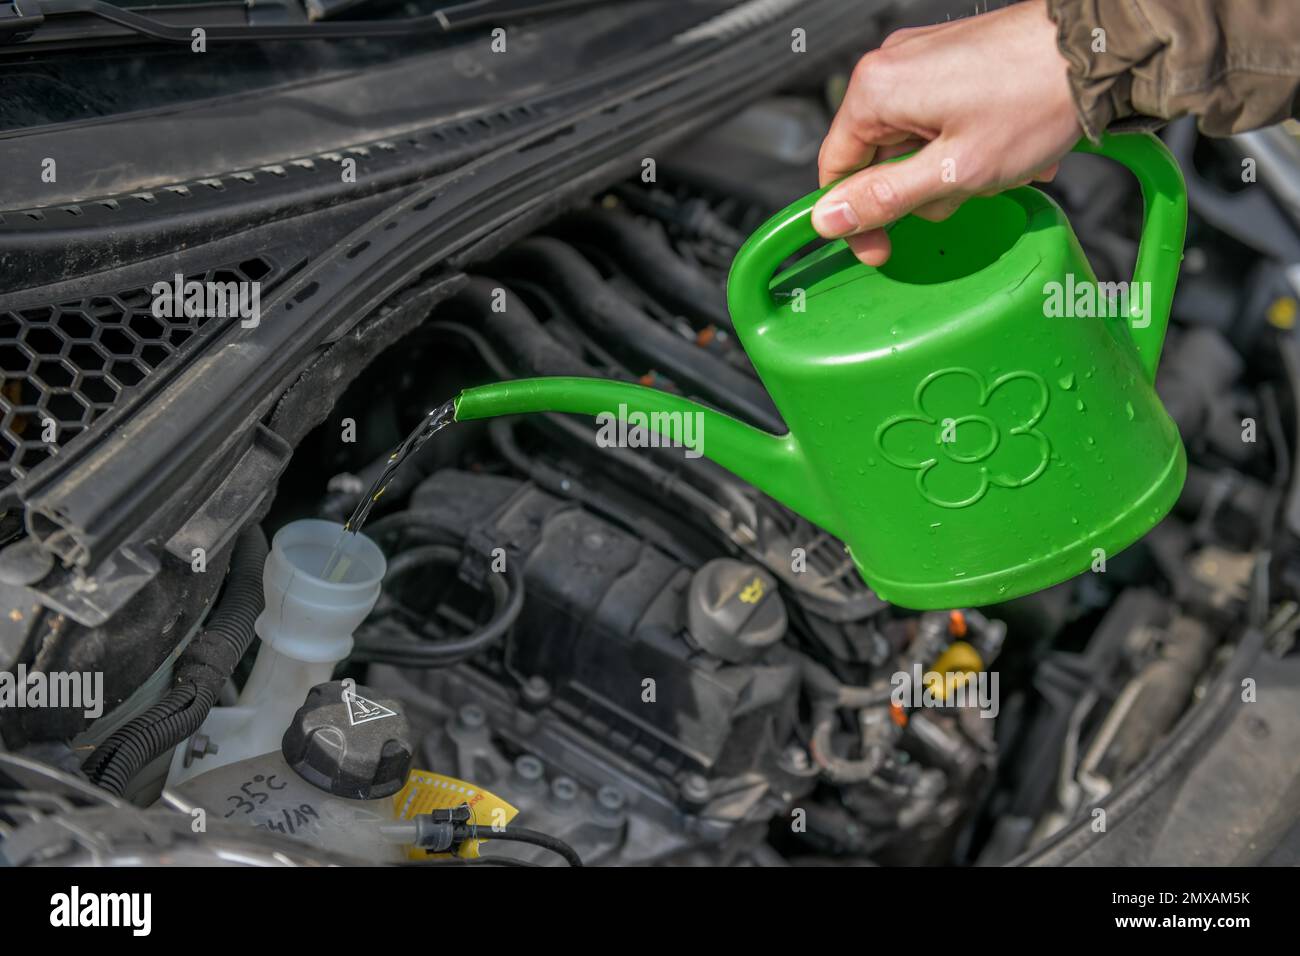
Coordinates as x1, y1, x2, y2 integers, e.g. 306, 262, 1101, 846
813, 0, 1082, 265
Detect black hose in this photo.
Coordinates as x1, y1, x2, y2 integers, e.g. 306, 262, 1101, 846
611, 187, 746, 249
799, 656, 893, 709
450, 279, 763, 525
83, 528, 268, 796
551, 207, 733, 331
798, 656, 894, 784
455, 277, 595, 379
494, 238, 783, 431
809, 705, 889, 785
352, 542, 525, 668
430, 305, 740, 530
358, 509, 469, 554
457, 823, 584, 867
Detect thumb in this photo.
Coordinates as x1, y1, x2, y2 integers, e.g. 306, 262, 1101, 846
811, 141, 962, 239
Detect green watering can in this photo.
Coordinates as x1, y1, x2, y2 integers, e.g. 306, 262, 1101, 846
455, 132, 1188, 609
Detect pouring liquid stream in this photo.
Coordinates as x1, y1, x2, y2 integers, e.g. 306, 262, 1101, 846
321, 399, 457, 583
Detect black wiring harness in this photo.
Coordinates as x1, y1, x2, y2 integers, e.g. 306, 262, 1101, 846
82, 528, 269, 796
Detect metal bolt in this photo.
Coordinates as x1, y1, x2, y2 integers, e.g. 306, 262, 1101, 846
595, 785, 626, 820
512, 754, 545, 785
681, 773, 710, 805
782, 745, 810, 772
522, 675, 550, 706
458, 704, 486, 729
182, 733, 219, 768
549, 776, 579, 812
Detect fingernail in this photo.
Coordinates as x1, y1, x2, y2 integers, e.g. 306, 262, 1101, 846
812, 200, 860, 238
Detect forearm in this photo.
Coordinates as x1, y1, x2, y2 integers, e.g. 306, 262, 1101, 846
1046, 0, 1300, 138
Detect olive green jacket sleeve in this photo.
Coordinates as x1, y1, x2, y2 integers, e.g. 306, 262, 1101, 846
1045, 0, 1300, 139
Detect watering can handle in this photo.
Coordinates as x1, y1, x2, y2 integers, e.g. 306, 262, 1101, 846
726, 132, 1187, 383
1074, 132, 1187, 381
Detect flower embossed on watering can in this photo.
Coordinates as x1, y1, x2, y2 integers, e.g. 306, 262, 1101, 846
453, 132, 1189, 610
876, 367, 1051, 509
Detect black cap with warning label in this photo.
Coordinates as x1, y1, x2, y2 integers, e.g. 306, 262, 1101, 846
281, 680, 414, 800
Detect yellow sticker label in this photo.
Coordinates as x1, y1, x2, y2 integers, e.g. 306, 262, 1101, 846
391, 769, 519, 860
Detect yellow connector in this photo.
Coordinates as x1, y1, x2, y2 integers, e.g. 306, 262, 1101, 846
924, 640, 985, 702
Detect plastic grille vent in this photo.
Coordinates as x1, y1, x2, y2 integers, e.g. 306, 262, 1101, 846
0, 257, 276, 485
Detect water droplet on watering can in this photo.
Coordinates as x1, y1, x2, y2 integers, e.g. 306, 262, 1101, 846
1058, 373, 1076, 390
1075, 399, 1086, 412
1125, 401, 1135, 420
1053, 356, 1062, 367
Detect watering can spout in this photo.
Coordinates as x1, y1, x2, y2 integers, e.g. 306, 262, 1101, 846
454, 377, 836, 530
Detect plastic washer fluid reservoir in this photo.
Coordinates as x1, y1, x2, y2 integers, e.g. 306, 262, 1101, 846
167, 519, 386, 789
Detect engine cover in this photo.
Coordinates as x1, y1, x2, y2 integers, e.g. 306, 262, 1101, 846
408, 469, 801, 782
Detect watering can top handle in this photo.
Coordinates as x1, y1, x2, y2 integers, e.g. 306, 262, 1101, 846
726, 131, 1188, 382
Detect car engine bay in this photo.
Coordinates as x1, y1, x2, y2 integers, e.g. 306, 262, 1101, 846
1, 0, 1299, 870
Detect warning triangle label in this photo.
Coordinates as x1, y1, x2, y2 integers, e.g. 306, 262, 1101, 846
346, 693, 398, 726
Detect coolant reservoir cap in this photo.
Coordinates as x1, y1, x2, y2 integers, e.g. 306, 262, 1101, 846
282, 680, 413, 800
686, 558, 787, 663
